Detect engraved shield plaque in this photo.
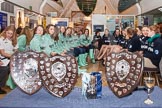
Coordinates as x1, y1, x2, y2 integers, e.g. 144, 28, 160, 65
10, 51, 42, 95
39, 54, 78, 97
105, 50, 143, 98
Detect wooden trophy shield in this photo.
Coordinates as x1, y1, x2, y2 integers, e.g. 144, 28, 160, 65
39, 54, 78, 97
159, 58, 162, 76
10, 51, 43, 95
105, 50, 143, 98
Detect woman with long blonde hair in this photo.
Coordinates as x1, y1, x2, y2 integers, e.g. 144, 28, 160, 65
0, 25, 17, 58
0, 25, 18, 90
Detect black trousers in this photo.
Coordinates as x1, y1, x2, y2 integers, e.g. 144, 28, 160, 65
0, 66, 9, 87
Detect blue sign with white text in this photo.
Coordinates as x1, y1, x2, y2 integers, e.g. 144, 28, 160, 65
0, 12, 7, 32
56, 21, 67, 26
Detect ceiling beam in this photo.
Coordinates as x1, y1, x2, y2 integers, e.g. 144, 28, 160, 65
103, 0, 117, 14
59, 0, 74, 17
108, 0, 119, 14
46, 0, 63, 12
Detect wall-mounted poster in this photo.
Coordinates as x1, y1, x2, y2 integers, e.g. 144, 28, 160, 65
29, 19, 37, 29
143, 16, 148, 26
106, 16, 116, 32
51, 18, 69, 27
92, 14, 135, 36
55, 21, 67, 26
0, 12, 7, 32
121, 16, 134, 29
10, 16, 15, 26
71, 11, 85, 32
93, 25, 104, 32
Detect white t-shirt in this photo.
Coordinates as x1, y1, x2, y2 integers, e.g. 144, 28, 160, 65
0, 37, 18, 55
0, 37, 18, 66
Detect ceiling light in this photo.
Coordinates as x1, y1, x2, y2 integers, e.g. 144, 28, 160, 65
158, 8, 162, 12
0, 0, 4, 3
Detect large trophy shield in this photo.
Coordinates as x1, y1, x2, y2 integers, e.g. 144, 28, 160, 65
105, 50, 143, 98
10, 51, 43, 95
39, 54, 78, 97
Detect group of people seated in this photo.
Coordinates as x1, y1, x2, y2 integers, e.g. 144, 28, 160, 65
0, 24, 96, 94
93, 24, 162, 75
0, 23, 162, 94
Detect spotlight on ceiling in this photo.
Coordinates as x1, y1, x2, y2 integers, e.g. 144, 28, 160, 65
158, 7, 162, 12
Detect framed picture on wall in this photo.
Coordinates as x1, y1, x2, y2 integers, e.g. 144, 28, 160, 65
93, 25, 104, 32
71, 11, 85, 32
10, 16, 15, 26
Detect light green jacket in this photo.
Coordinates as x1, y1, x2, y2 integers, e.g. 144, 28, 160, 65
42, 34, 54, 56
17, 34, 26, 51
30, 34, 42, 52
80, 34, 91, 46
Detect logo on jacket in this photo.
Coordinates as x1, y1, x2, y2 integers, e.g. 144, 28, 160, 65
154, 50, 159, 55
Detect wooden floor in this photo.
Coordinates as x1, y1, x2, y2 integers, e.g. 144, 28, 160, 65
0, 59, 162, 99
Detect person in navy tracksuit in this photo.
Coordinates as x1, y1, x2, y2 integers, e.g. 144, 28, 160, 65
125, 27, 141, 52
139, 26, 150, 53
92, 30, 102, 50
113, 28, 124, 45
97, 29, 116, 60
143, 25, 162, 68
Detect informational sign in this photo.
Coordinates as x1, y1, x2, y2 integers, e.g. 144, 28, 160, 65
51, 18, 69, 27
56, 21, 67, 26
106, 18, 116, 32
0, 12, 7, 32
92, 14, 135, 35
93, 25, 104, 32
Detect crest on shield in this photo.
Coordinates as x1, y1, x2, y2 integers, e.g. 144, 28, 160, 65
39, 54, 78, 97
10, 51, 42, 95
105, 50, 143, 97
51, 62, 66, 82
116, 59, 130, 81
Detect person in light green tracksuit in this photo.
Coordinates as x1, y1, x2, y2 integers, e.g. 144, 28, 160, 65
51, 26, 66, 55
17, 26, 32, 52
58, 26, 66, 42
58, 26, 66, 51
30, 25, 45, 52
73, 34, 87, 67
63, 27, 74, 53
80, 29, 95, 64
76, 29, 88, 66
42, 24, 56, 56
85, 29, 95, 63
40, 24, 66, 56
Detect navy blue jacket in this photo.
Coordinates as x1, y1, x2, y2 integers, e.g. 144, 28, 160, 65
139, 35, 150, 52
101, 34, 116, 45
144, 37, 162, 67
92, 35, 102, 49
127, 35, 141, 52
